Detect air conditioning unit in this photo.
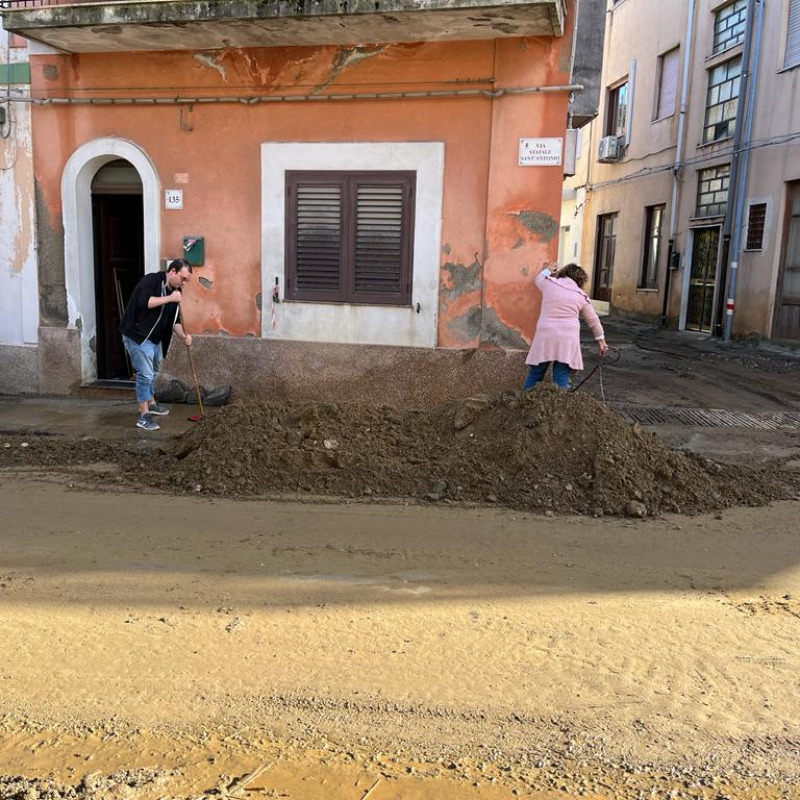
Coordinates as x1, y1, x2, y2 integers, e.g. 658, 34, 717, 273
598, 135, 622, 163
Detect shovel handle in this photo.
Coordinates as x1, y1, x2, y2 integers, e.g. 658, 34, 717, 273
179, 307, 204, 418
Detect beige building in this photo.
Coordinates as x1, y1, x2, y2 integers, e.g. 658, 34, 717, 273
567, 0, 800, 341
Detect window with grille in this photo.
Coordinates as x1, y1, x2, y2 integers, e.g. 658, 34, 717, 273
606, 81, 629, 138
786, 0, 800, 69
640, 205, 665, 289
655, 49, 680, 120
703, 56, 741, 143
285, 171, 415, 305
696, 164, 731, 217
745, 203, 767, 250
713, 0, 747, 54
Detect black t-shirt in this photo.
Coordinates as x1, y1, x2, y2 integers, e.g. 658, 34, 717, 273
120, 272, 179, 347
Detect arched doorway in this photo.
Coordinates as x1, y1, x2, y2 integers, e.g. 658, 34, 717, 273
91, 160, 144, 381
62, 137, 160, 384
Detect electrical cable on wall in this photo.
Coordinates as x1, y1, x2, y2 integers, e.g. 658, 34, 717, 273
585, 130, 800, 193
2, 83, 584, 107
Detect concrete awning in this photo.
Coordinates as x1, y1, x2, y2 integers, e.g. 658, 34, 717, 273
1, 0, 567, 53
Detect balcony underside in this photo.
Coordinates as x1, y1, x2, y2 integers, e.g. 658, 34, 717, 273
2, 0, 567, 53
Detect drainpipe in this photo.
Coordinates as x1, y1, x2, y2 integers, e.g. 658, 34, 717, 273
723, 0, 763, 341
661, 0, 696, 327
714, 0, 758, 337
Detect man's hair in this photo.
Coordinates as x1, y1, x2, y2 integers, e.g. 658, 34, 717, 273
168, 258, 193, 273
558, 263, 588, 288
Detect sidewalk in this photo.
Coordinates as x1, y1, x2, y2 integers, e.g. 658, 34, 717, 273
1, 317, 798, 445
0, 396, 207, 441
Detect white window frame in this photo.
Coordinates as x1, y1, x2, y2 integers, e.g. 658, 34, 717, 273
261, 142, 444, 347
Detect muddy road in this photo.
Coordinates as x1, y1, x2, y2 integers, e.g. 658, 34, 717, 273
1, 477, 799, 799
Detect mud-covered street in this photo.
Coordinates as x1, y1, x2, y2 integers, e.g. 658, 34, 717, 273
1, 322, 800, 799
1, 478, 800, 799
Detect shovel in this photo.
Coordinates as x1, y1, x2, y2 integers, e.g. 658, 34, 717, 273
176, 305, 204, 422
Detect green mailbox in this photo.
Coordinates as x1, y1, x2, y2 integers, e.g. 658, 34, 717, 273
182, 236, 205, 266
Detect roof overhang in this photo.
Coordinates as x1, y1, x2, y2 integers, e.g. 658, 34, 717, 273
1, 0, 567, 53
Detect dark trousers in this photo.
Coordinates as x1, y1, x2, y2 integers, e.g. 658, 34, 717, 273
523, 361, 571, 390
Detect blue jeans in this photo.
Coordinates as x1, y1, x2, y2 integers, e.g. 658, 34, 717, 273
122, 336, 163, 404
524, 361, 571, 391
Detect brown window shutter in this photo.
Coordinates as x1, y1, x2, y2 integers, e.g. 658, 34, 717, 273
286, 170, 415, 306
350, 175, 413, 304
286, 175, 345, 301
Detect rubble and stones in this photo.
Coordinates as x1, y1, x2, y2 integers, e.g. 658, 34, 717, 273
0, 386, 794, 517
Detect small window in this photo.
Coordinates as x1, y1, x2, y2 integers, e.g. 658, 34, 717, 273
703, 56, 741, 143
606, 81, 629, 139
285, 171, 415, 306
786, 0, 800, 69
640, 205, 665, 289
745, 203, 767, 250
713, 0, 747, 54
655, 48, 680, 120
696, 164, 731, 217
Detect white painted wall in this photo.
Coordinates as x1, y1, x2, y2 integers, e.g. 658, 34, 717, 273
0, 24, 38, 347
261, 142, 444, 348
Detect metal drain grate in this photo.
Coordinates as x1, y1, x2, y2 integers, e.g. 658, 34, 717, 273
614, 405, 800, 430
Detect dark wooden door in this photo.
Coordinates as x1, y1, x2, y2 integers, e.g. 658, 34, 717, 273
92, 194, 144, 380
774, 184, 800, 340
686, 227, 720, 332
593, 213, 617, 303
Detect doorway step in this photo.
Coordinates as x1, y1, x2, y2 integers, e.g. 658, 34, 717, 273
76, 380, 135, 401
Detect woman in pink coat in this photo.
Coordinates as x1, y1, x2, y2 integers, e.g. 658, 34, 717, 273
524, 261, 608, 390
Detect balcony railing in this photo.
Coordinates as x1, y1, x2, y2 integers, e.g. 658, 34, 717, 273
1, 1, 59, 7
0, 0, 116, 6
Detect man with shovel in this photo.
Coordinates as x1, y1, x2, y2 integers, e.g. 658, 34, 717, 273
120, 258, 193, 431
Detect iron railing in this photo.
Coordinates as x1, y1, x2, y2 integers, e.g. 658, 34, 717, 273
1, 1, 58, 8
0, 1, 129, 7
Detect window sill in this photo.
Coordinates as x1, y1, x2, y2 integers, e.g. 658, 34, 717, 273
696, 135, 734, 150
690, 215, 725, 224
742, 248, 764, 253
651, 114, 676, 124
282, 298, 414, 310
636, 287, 659, 293
778, 63, 800, 74
705, 43, 743, 67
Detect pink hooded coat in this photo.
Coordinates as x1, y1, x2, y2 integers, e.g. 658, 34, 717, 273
525, 269, 605, 372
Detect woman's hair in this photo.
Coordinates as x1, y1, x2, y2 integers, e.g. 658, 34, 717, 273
558, 263, 588, 288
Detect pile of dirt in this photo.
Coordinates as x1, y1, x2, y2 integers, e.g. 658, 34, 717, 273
1, 387, 794, 516
136, 386, 793, 516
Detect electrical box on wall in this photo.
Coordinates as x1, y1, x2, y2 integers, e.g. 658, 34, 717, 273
183, 236, 204, 266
